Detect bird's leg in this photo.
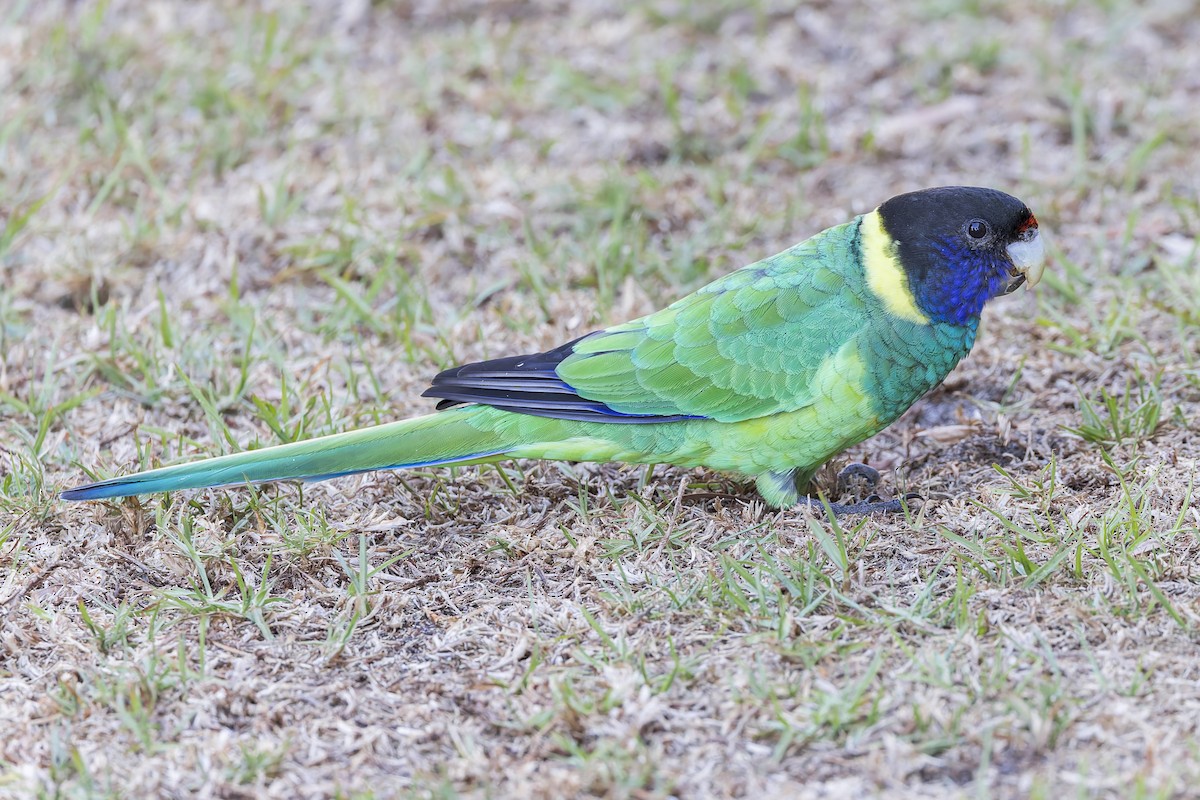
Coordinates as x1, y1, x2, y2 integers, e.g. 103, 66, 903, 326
816, 461, 922, 515
755, 465, 920, 516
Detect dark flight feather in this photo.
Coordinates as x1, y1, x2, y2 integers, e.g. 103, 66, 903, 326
422, 334, 702, 423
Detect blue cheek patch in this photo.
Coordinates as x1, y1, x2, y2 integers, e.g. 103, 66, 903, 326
913, 238, 1009, 326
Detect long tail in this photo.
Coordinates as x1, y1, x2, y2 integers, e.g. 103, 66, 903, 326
61, 406, 526, 501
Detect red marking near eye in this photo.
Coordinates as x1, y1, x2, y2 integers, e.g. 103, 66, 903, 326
1017, 212, 1039, 233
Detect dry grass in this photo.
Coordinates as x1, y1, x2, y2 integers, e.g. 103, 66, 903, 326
3, 0, 1200, 797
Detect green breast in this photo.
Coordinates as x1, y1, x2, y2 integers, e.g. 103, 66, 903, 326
859, 318, 978, 423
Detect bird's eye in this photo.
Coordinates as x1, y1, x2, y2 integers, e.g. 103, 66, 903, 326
967, 220, 990, 240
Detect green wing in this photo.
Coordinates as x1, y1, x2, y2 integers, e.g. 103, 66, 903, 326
555, 220, 873, 423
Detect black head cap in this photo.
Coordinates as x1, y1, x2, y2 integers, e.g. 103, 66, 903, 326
877, 186, 1040, 326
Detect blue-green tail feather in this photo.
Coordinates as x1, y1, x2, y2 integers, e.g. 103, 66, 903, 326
61, 407, 520, 501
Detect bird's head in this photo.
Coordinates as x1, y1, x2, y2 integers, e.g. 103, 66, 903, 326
863, 186, 1045, 327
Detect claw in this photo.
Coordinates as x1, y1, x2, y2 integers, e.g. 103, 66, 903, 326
835, 462, 881, 499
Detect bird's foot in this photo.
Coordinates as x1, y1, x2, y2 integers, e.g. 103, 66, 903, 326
835, 462, 881, 498
798, 492, 923, 517
755, 466, 921, 515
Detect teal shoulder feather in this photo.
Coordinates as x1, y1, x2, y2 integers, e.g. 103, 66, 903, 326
556, 219, 877, 423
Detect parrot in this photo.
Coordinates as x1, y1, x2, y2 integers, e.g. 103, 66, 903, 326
62, 186, 1045, 511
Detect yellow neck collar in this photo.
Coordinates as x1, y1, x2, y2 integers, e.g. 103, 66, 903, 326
860, 210, 930, 325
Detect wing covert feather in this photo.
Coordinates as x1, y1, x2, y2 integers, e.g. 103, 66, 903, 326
556, 220, 872, 422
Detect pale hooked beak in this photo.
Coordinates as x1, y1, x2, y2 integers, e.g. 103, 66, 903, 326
1001, 224, 1045, 295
